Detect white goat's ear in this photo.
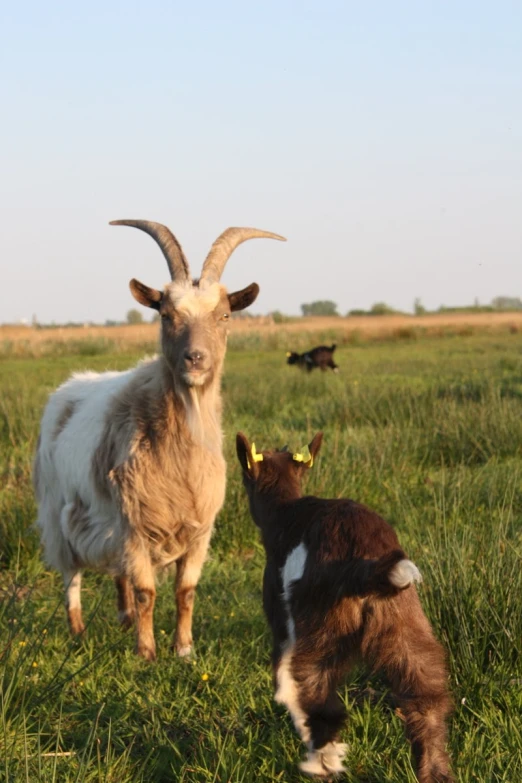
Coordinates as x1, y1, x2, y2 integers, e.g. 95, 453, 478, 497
228, 283, 259, 312
129, 279, 162, 311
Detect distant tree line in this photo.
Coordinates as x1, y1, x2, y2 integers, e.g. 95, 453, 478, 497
19, 296, 522, 329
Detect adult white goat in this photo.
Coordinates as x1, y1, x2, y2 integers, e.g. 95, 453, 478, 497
34, 220, 285, 660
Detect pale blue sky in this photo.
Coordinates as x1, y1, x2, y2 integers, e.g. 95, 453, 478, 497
1, 1, 521, 323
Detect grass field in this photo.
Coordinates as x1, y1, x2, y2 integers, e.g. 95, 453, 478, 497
1, 331, 521, 781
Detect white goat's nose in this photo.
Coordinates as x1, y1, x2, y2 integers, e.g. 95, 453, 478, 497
184, 350, 206, 368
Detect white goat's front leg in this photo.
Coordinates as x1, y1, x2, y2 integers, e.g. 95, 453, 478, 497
173, 528, 212, 657
64, 570, 85, 636
127, 543, 157, 661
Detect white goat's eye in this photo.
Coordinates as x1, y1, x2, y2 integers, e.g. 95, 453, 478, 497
221, 313, 230, 321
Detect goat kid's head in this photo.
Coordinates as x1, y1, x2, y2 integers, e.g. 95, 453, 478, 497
235, 431, 323, 520
286, 351, 300, 366
111, 221, 285, 389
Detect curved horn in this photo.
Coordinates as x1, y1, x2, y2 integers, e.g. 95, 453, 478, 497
200, 227, 286, 284
109, 220, 190, 282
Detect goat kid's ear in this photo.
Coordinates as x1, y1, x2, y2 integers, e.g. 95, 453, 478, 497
228, 283, 260, 312
308, 432, 324, 461
129, 279, 163, 311
292, 432, 323, 469
236, 432, 261, 479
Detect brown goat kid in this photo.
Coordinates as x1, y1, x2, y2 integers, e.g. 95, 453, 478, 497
236, 432, 454, 781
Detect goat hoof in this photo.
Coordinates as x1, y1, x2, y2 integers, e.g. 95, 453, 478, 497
118, 610, 135, 630
136, 645, 156, 662
299, 760, 342, 779
67, 609, 86, 636
175, 643, 193, 658
299, 743, 347, 779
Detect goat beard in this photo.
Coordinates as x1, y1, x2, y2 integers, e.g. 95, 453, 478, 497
178, 385, 222, 452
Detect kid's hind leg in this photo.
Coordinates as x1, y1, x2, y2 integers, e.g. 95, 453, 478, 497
372, 604, 454, 782
275, 645, 348, 778
114, 575, 135, 629
63, 570, 85, 635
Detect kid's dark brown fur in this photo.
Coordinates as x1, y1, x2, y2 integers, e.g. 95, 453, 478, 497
236, 431, 454, 781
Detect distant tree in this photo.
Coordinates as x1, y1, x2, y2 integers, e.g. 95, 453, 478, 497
127, 308, 144, 325
270, 310, 291, 324
370, 302, 394, 316
491, 296, 522, 311
413, 298, 426, 316
301, 300, 339, 317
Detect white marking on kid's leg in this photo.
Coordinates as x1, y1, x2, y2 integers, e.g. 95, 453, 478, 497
177, 644, 193, 657
275, 646, 311, 745
389, 559, 423, 588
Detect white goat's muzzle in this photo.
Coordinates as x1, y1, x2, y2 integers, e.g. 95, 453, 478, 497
183, 368, 211, 387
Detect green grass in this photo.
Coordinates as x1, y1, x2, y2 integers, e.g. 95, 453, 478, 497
0, 333, 521, 781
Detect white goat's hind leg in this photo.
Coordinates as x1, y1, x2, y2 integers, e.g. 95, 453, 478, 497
64, 571, 85, 635
114, 575, 135, 629
173, 528, 212, 657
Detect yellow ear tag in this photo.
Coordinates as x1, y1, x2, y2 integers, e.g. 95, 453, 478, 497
286, 351, 292, 357
247, 443, 264, 470
292, 445, 313, 468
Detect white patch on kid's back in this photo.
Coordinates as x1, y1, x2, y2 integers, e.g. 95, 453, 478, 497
280, 541, 308, 643
389, 558, 423, 588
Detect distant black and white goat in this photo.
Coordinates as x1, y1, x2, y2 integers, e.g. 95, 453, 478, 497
286, 344, 338, 373
236, 433, 453, 782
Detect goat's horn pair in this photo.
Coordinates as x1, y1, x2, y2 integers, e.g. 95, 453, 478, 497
110, 220, 286, 283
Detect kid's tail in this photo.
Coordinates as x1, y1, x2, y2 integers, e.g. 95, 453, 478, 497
388, 556, 423, 588
338, 550, 422, 597
366, 549, 422, 592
